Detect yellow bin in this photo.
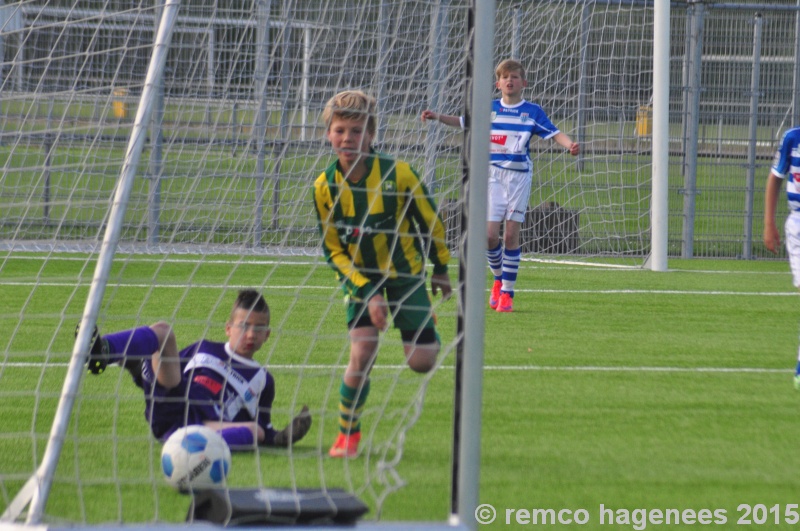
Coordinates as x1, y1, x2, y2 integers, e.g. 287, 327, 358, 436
112, 89, 128, 119
636, 105, 652, 136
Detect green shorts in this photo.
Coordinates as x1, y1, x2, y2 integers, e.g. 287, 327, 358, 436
346, 277, 435, 333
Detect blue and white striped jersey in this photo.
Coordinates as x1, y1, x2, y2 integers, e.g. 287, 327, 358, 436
771, 127, 800, 212
490, 99, 559, 172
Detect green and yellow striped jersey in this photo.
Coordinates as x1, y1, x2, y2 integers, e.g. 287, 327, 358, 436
313, 152, 450, 301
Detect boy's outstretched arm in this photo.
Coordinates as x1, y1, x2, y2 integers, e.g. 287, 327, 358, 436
764, 173, 782, 254
421, 109, 462, 128
552, 132, 580, 156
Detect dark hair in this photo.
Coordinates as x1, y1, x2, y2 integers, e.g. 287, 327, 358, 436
233, 289, 269, 316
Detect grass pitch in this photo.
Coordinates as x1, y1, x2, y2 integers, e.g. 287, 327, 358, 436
2, 255, 799, 529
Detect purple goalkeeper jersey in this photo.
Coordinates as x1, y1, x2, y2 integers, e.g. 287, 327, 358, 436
144, 340, 277, 444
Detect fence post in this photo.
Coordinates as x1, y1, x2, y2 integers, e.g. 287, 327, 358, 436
680, 12, 692, 178
424, 0, 450, 191
43, 99, 55, 226
148, 2, 165, 246
252, 0, 271, 247
577, 2, 591, 173
794, 0, 800, 125
681, 0, 705, 259
271, 1, 293, 234
206, 27, 215, 125
743, 13, 763, 259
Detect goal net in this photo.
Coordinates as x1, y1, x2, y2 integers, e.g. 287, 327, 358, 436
0, 0, 655, 526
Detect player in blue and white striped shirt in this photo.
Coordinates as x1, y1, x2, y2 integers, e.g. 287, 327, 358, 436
764, 126, 800, 389
422, 59, 579, 312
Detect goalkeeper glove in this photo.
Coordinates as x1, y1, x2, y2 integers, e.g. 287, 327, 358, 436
272, 405, 312, 447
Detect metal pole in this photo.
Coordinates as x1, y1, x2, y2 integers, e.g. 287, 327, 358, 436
301, 26, 310, 142
743, 13, 762, 259
424, 0, 449, 189
278, 3, 291, 142
0, 3, 25, 92
0, 3, 5, 131
681, 0, 704, 258
649, 0, 670, 271
451, 1, 492, 528
272, 1, 292, 233
43, 99, 54, 225
376, 0, 390, 146
511, 5, 520, 59
680, 10, 692, 177
576, 2, 591, 172
794, 0, 800, 125
148, 1, 165, 245
22, 0, 181, 522
253, 0, 271, 246
205, 26, 215, 125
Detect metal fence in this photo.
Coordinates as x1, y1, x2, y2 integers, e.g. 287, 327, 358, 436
2, 0, 800, 259
671, 2, 800, 259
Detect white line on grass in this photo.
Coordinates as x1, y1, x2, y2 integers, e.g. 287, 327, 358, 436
3, 361, 789, 374
512, 288, 797, 296
2, 255, 324, 267
522, 257, 640, 269
523, 257, 792, 276
6, 253, 791, 276
1, 280, 795, 296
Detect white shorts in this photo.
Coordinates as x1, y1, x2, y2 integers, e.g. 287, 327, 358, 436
785, 213, 800, 288
488, 166, 532, 222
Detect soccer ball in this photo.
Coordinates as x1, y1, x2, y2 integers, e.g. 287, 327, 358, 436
161, 425, 231, 491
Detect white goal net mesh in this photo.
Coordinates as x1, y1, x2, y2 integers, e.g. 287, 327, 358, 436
0, 0, 654, 525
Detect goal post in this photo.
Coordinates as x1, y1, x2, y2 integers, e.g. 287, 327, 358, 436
450, 0, 493, 527
649, 0, 670, 273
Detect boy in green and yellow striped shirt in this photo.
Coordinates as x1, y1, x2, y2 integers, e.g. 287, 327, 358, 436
313, 90, 451, 458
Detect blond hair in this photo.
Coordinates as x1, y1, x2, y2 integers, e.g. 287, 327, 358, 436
322, 90, 377, 136
495, 59, 526, 81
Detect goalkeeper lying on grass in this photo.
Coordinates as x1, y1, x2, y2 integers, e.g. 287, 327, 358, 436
77, 289, 311, 450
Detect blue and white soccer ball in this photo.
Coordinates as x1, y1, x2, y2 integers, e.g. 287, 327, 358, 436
161, 425, 231, 491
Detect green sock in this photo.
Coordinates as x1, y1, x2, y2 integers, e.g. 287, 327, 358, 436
338, 379, 370, 435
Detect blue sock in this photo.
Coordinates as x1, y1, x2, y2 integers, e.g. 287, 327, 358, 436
794, 360, 800, 376
105, 326, 159, 362
219, 426, 255, 449
486, 243, 503, 280
501, 247, 521, 294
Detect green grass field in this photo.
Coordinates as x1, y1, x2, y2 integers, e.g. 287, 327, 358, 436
2, 254, 800, 529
